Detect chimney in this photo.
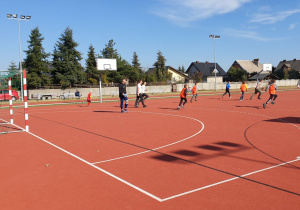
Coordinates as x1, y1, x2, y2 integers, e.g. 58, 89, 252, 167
293, 58, 297, 61
253, 58, 259, 67
196, 61, 200, 63
283, 59, 287, 62
206, 61, 209, 63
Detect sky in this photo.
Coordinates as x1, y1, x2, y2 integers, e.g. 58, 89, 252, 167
1, 0, 300, 72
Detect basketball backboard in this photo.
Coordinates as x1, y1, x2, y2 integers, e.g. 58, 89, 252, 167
263, 63, 272, 72
97, 58, 117, 71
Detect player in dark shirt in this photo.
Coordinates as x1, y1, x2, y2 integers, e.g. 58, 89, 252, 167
119, 79, 129, 113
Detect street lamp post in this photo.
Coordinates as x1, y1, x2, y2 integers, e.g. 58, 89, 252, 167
209, 35, 220, 91
7, 14, 31, 101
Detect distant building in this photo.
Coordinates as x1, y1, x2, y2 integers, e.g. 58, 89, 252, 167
229, 59, 263, 75
275, 59, 300, 73
249, 72, 278, 80
147, 66, 191, 83
186, 61, 226, 83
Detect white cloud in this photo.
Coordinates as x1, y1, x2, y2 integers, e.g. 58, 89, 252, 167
289, 23, 296, 30
153, 0, 252, 26
224, 28, 287, 41
250, 9, 300, 24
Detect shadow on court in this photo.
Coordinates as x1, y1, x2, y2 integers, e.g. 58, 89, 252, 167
264, 117, 300, 124
150, 141, 296, 168
159, 107, 179, 110
93, 111, 120, 113
236, 105, 261, 109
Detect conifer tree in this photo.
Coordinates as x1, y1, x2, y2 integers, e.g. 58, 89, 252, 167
100, 39, 118, 58
86, 44, 98, 84
7, 61, 21, 89
132, 52, 141, 69
52, 27, 85, 87
153, 51, 171, 82
24, 27, 50, 88
7, 61, 18, 72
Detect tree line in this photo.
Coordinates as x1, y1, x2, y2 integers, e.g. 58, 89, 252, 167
8, 27, 175, 89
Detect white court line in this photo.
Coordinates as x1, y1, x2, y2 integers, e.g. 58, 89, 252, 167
6, 121, 163, 202
92, 111, 205, 164
161, 158, 300, 201
2, 117, 300, 202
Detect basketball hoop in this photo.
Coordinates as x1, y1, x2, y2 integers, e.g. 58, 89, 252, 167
96, 58, 117, 103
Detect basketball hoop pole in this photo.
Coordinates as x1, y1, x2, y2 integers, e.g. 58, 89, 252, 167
99, 72, 102, 103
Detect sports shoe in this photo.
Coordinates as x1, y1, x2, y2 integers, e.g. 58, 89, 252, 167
271, 101, 275, 105
263, 103, 266, 109
177, 106, 180, 110
195, 99, 197, 101
134, 105, 138, 108
229, 97, 231, 98
182, 105, 184, 108
250, 97, 252, 100
143, 105, 147, 108
258, 97, 261, 100
121, 110, 125, 113
190, 100, 192, 103
124, 109, 129, 113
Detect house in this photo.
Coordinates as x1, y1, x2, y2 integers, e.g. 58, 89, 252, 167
275, 59, 300, 73
249, 72, 278, 80
229, 59, 263, 75
186, 61, 226, 83
147, 66, 191, 83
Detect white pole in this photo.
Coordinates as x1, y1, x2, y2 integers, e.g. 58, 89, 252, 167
99, 73, 102, 103
18, 19, 24, 101
214, 37, 217, 91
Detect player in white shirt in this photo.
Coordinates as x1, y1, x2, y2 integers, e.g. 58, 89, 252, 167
135, 80, 147, 108
139, 82, 149, 104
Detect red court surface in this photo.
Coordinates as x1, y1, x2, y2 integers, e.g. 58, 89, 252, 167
1, 90, 300, 209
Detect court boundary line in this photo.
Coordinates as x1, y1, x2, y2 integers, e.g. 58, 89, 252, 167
161, 158, 300, 201
91, 111, 205, 164
2, 117, 299, 202
0, 118, 162, 202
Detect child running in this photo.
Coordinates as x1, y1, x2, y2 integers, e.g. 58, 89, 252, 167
250, 79, 262, 100
135, 80, 146, 108
119, 78, 129, 113
263, 79, 278, 109
86, 90, 92, 107
177, 84, 188, 110
240, 81, 248, 101
139, 82, 149, 104
222, 81, 231, 98
190, 83, 198, 102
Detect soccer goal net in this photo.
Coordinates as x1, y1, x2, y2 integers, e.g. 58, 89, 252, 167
0, 70, 29, 134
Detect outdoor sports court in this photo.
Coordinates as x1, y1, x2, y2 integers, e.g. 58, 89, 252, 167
1, 89, 300, 209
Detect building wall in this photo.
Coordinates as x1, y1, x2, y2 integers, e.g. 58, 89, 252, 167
207, 76, 223, 83
26, 79, 299, 99
168, 70, 185, 82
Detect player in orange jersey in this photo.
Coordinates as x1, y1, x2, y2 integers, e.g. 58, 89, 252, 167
86, 90, 92, 107
263, 79, 278, 109
190, 83, 198, 102
239, 81, 248, 101
178, 84, 188, 110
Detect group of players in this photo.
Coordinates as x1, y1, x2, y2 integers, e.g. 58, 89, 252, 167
118, 79, 149, 113
221, 79, 278, 109
87, 78, 279, 112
